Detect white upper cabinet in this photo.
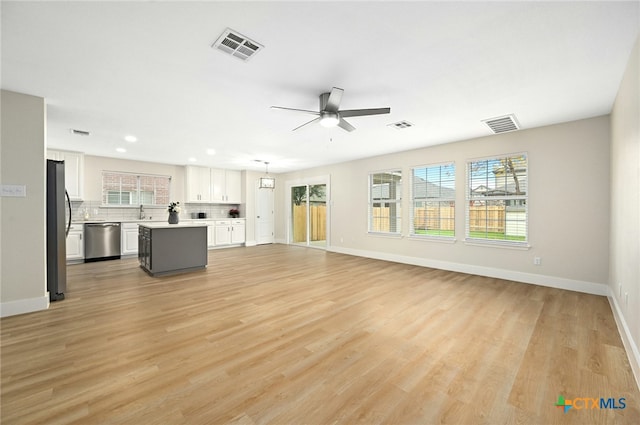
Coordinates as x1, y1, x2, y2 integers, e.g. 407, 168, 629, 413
211, 168, 241, 203
186, 166, 242, 204
224, 170, 242, 204
47, 149, 84, 200
210, 168, 226, 203
185, 165, 212, 203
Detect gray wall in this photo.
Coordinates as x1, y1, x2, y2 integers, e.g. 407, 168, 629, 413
610, 35, 640, 381
277, 115, 611, 292
1, 90, 48, 316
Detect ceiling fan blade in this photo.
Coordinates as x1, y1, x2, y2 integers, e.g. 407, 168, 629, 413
271, 106, 320, 115
339, 107, 391, 118
337, 118, 356, 132
324, 87, 344, 113
292, 117, 321, 131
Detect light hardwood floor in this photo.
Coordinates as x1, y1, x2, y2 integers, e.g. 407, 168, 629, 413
1, 244, 638, 424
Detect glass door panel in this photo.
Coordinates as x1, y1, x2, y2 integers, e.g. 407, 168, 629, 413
291, 183, 327, 248
309, 184, 326, 248
291, 185, 308, 245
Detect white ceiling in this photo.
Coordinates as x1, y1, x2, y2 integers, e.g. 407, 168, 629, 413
2, 1, 638, 173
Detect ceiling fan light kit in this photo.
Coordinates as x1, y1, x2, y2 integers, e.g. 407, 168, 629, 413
319, 112, 340, 128
271, 87, 391, 132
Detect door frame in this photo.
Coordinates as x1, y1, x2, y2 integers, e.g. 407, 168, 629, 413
285, 175, 330, 249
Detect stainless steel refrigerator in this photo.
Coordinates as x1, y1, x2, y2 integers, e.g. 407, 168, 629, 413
47, 159, 71, 301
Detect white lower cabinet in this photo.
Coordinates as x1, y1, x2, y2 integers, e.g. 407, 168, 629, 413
66, 224, 84, 261
231, 220, 246, 244
214, 219, 245, 246
204, 221, 215, 247
214, 221, 232, 246
122, 223, 140, 255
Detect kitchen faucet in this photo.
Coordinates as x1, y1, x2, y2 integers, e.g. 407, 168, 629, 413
139, 204, 145, 220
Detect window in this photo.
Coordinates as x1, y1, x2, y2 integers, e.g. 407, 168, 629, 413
466, 154, 527, 244
369, 170, 402, 234
411, 163, 455, 238
102, 171, 171, 207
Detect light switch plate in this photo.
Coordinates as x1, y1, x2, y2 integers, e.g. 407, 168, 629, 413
0, 184, 27, 197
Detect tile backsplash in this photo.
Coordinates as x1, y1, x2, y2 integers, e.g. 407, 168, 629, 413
71, 201, 242, 222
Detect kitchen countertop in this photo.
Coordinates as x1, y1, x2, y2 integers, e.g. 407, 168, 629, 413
72, 218, 245, 225
138, 222, 208, 229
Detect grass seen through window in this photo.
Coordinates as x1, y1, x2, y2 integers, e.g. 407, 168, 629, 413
415, 228, 525, 241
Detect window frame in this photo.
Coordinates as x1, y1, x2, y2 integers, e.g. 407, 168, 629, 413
101, 171, 172, 208
368, 169, 402, 235
410, 162, 456, 241
465, 153, 529, 248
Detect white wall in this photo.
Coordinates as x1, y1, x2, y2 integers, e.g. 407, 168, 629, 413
0, 90, 49, 316
610, 35, 640, 385
277, 115, 611, 294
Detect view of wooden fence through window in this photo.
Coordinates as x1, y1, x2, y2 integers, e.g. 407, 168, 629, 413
292, 205, 326, 242
374, 205, 517, 236
412, 204, 455, 235
291, 184, 327, 244
411, 163, 456, 237
369, 170, 402, 233
467, 154, 528, 242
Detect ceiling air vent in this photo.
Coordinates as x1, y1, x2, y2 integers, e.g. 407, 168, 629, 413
387, 120, 414, 130
212, 28, 264, 61
482, 114, 520, 134
70, 129, 91, 136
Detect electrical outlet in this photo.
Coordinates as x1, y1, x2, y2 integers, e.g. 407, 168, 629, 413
533, 257, 541, 266
619, 283, 623, 297
625, 292, 629, 307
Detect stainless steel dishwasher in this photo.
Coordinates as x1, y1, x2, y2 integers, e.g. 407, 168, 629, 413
84, 222, 121, 262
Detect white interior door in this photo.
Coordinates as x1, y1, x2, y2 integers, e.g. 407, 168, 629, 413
256, 181, 274, 245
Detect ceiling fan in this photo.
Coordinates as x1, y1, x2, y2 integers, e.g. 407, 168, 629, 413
271, 87, 391, 132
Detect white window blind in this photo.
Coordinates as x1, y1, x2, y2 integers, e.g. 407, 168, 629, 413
466, 154, 527, 244
369, 170, 402, 234
411, 163, 455, 238
102, 171, 171, 207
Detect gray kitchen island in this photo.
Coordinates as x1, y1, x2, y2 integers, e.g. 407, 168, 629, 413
138, 222, 208, 276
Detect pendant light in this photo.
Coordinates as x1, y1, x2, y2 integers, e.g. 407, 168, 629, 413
259, 161, 275, 189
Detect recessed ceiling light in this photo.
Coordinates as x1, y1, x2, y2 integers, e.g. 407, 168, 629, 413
188, 157, 197, 162
206, 148, 216, 155
116, 147, 126, 153
124, 135, 137, 143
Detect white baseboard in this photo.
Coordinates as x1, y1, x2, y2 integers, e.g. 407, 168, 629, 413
1, 295, 49, 318
608, 291, 640, 391
328, 246, 609, 296
245, 240, 257, 247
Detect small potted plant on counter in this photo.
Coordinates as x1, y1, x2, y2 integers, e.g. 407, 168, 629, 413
229, 208, 239, 218
168, 201, 181, 224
